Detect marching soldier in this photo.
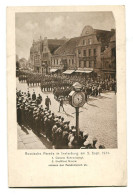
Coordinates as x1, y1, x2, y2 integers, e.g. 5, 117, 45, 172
58, 97, 65, 112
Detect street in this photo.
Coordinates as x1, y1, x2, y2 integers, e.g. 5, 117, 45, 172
17, 79, 117, 149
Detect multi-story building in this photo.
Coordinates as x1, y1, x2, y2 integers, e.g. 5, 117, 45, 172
51, 25, 116, 79
30, 36, 66, 74
51, 37, 80, 74
75, 26, 115, 78
101, 33, 116, 79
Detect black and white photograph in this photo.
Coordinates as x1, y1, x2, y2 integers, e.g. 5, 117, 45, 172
16, 11, 117, 149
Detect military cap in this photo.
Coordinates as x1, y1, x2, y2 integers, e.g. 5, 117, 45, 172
54, 118, 58, 122
41, 112, 45, 116
83, 140, 90, 146
93, 137, 98, 143
72, 129, 76, 132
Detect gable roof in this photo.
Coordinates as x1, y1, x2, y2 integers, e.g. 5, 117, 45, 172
48, 39, 67, 54
53, 37, 80, 56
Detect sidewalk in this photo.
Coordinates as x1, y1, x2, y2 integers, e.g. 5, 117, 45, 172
17, 124, 52, 149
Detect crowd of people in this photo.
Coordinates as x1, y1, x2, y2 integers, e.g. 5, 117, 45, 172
53, 87, 71, 100
40, 75, 71, 92
18, 71, 116, 98
27, 73, 42, 86
16, 89, 105, 149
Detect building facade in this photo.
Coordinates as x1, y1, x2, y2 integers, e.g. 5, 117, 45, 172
51, 25, 116, 79
101, 33, 116, 79
51, 37, 80, 74
30, 37, 66, 74
75, 26, 102, 76
30, 26, 116, 79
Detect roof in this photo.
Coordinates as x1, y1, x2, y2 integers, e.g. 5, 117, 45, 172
30, 39, 66, 54
95, 29, 115, 46
48, 39, 66, 54
53, 37, 80, 56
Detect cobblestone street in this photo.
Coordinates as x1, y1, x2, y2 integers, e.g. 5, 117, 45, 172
17, 79, 117, 149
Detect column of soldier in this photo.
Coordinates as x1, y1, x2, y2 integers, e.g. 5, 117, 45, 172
18, 72, 116, 95
16, 89, 105, 149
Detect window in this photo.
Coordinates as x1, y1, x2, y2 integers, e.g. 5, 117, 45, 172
69, 59, 71, 65
83, 50, 86, 56
84, 61, 86, 68
72, 59, 74, 64
89, 49, 91, 56
94, 49, 96, 56
89, 61, 91, 68
43, 53, 48, 58
88, 39, 92, 44
83, 40, 86, 45
78, 50, 81, 56
94, 60, 96, 68
57, 59, 58, 65
79, 61, 82, 67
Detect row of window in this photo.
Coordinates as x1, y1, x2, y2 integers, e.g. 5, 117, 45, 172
34, 55, 40, 62
79, 60, 96, 68
53, 59, 60, 65
52, 58, 74, 65
43, 53, 48, 58
68, 59, 74, 65
82, 38, 92, 46
78, 48, 97, 57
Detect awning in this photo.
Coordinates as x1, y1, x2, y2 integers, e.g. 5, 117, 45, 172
50, 69, 58, 73
75, 70, 92, 74
63, 70, 75, 74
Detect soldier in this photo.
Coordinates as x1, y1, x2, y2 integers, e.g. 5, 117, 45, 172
32, 91, 36, 101
27, 91, 30, 98
45, 114, 50, 141
38, 94, 42, 103
92, 137, 97, 149
55, 126, 63, 149
52, 122, 58, 148
17, 103, 21, 125
45, 96, 51, 110
58, 97, 65, 112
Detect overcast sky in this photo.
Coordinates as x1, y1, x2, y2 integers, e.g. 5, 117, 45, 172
16, 12, 115, 60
